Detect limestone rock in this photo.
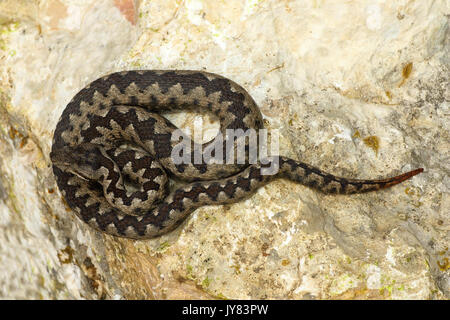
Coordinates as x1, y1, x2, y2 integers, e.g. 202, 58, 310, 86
0, 0, 448, 299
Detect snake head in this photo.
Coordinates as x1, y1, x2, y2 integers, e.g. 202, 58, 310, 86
50, 143, 109, 181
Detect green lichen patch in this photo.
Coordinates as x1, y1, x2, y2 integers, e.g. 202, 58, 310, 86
362, 136, 380, 156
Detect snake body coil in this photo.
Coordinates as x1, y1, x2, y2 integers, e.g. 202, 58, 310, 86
50, 70, 423, 239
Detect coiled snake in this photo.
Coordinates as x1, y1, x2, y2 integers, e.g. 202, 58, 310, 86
50, 70, 423, 239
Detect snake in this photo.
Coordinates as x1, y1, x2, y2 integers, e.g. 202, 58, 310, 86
50, 70, 423, 239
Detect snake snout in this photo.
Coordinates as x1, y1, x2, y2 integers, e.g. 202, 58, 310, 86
51, 144, 110, 180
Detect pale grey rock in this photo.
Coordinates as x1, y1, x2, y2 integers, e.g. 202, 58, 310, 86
0, 0, 448, 299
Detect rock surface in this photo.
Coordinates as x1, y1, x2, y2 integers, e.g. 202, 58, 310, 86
0, 0, 448, 299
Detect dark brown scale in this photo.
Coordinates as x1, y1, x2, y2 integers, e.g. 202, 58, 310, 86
204, 183, 221, 200
50, 70, 424, 239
